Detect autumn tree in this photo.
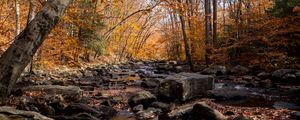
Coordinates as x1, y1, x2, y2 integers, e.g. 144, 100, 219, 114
0, 0, 72, 97
268, 0, 300, 17
77, 0, 104, 62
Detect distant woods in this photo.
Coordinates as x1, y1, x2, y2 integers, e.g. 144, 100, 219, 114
159, 0, 300, 70
0, 0, 299, 70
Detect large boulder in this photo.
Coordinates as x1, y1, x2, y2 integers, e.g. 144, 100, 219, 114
140, 78, 164, 89
128, 91, 156, 108
22, 85, 83, 102
201, 65, 227, 75
0, 106, 53, 120
158, 73, 214, 101
191, 102, 226, 120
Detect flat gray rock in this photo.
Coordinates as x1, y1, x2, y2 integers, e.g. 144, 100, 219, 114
0, 106, 53, 120
22, 85, 83, 102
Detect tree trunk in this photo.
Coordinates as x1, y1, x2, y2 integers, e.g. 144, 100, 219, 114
15, 0, 20, 36
27, 0, 37, 75
27, 0, 36, 25
0, 0, 72, 97
205, 0, 212, 65
178, 0, 194, 71
212, 0, 218, 48
187, 0, 197, 62
223, 0, 226, 34
245, 0, 251, 32
236, 0, 242, 40
173, 13, 182, 62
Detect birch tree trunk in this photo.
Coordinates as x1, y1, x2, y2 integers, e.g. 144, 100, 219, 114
15, 0, 20, 36
0, 0, 72, 98
27, 0, 37, 74
27, 0, 36, 25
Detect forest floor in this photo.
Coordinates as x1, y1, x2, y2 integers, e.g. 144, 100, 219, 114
0, 61, 299, 120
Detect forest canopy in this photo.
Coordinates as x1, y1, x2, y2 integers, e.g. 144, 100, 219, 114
0, 0, 299, 70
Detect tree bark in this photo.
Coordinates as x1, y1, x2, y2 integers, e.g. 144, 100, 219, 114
0, 0, 72, 97
205, 0, 212, 65
245, 0, 251, 32
178, 0, 194, 71
212, 0, 218, 48
27, 0, 37, 75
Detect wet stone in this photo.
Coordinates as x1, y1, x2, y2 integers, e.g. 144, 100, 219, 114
20, 96, 37, 105
150, 102, 172, 112
282, 73, 297, 83
230, 65, 250, 75
273, 101, 300, 110
133, 104, 144, 113
242, 76, 255, 81
97, 105, 118, 118
257, 72, 271, 80
64, 103, 100, 116
224, 111, 235, 116
22, 85, 83, 102
291, 111, 300, 119
80, 86, 94, 91
272, 69, 298, 81
245, 82, 255, 88
191, 102, 226, 120
201, 65, 227, 75
140, 78, 162, 89
136, 107, 162, 120
128, 91, 156, 108
35, 104, 56, 116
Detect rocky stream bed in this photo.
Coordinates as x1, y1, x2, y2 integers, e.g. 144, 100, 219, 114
0, 61, 299, 120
